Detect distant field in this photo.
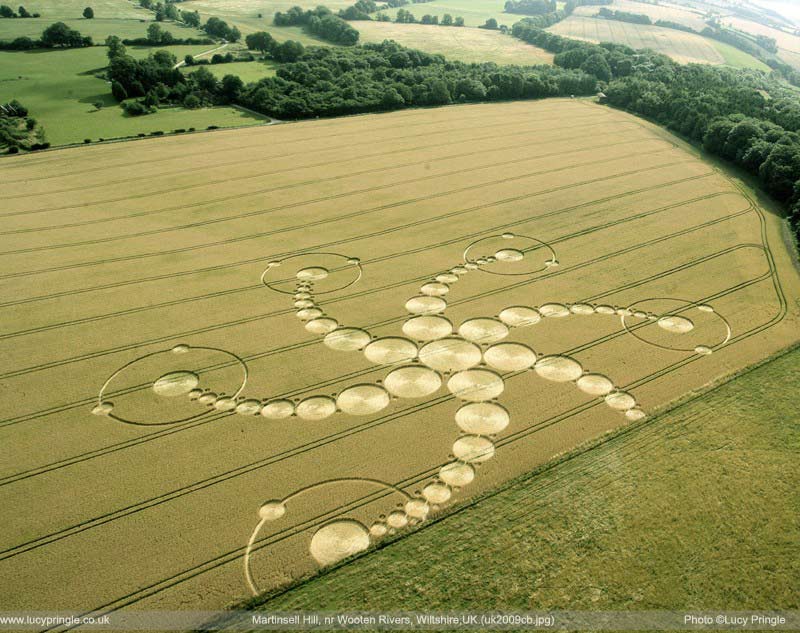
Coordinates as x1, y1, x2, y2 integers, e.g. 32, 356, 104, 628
184, 60, 279, 82
1, 99, 798, 616
0, 17, 205, 42
370, 0, 512, 28
0, 46, 265, 146
247, 344, 800, 614
722, 16, 800, 70
573, 0, 708, 31
8, 0, 150, 20
356, 21, 553, 64
0, 0, 207, 42
549, 15, 768, 68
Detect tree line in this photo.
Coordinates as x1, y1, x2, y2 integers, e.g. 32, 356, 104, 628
274, 6, 359, 45
0, 4, 39, 17
596, 8, 652, 25
504, 0, 556, 17
104, 38, 595, 121
0, 21, 93, 49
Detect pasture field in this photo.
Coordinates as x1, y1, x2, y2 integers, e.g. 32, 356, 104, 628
246, 343, 800, 614
0, 0, 204, 42
0, 99, 798, 618
0, 47, 266, 146
368, 0, 511, 28
183, 60, 279, 82
548, 15, 768, 68
356, 21, 554, 64
178, 0, 347, 44
572, 0, 708, 31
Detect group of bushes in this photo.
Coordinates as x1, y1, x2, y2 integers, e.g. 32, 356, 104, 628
245, 31, 307, 62
274, 6, 359, 45
596, 7, 651, 24
184, 51, 254, 66
235, 42, 596, 118
0, 21, 93, 49
202, 16, 240, 42
0, 4, 39, 18
120, 22, 213, 46
0, 100, 48, 153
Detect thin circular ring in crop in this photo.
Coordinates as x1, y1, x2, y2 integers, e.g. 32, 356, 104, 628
621, 298, 732, 353
96, 344, 248, 426
462, 233, 557, 276
260, 252, 363, 295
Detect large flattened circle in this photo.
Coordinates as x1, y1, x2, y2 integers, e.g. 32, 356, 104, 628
309, 520, 370, 566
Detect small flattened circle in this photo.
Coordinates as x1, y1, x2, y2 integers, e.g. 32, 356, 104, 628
447, 369, 505, 402
452, 435, 496, 463
498, 306, 541, 328
152, 371, 200, 397
418, 338, 482, 373
363, 337, 418, 365
455, 402, 510, 435
458, 318, 509, 344
384, 366, 442, 398
323, 328, 371, 351
296, 396, 337, 420
483, 343, 536, 372
534, 356, 583, 382
402, 315, 453, 341
335, 384, 391, 415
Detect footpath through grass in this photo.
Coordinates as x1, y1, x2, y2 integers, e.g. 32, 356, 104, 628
246, 346, 800, 613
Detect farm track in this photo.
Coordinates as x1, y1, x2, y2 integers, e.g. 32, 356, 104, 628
1, 99, 797, 624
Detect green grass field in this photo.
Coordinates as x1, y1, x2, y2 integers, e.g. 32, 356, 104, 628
244, 345, 800, 613
0, 0, 208, 42
356, 21, 553, 64
183, 59, 278, 82
370, 0, 512, 28
1, 46, 266, 146
710, 39, 773, 71
0, 17, 206, 42
178, 0, 341, 45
